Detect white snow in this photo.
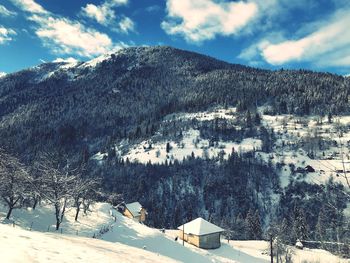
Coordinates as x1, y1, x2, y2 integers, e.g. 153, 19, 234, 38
0, 72, 6, 78
164, 107, 237, 122
79, 53, 111, 68
0, 223, 178, 263
53, 57, 79, 69
177, 217, 224, 235
123, 129, 262, 164
227, 240, 349, 263
79, 47, 126, 69
260, 111, 350, 188
1, 202, 346, 263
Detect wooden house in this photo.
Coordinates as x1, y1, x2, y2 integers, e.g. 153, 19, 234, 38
177, 217, 224, 249
119, 202, 147, 223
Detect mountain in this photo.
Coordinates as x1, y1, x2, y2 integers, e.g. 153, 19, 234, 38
0, 46, 348, 158
0, 46, 349, 250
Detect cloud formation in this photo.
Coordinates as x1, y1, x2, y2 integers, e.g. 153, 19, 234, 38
31, 15, 113, 57
0, 26, 16, 44
161, 0, 257, 42
81, 0, 134, 34
118, 16, 135, 33
237, 2, 350, 68
262, 9, 350, 67
11, 0, 47, 14
10, 0, 115, 57
0, 5, 17, 17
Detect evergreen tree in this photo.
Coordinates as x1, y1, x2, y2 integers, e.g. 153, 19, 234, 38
316, 206, 327, 245
253, 210, 263, 239
292, 206, 308, 241
245, 209, 255, 239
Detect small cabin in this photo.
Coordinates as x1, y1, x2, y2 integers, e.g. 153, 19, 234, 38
119, 202, 147, 223
305, 165, 315, 173
177, 217, 224, 249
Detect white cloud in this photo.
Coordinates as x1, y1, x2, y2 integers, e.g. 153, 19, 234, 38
161, 0, 258, 42
82, 3, 116, 25
260, 10, 350, 66
10, 0, 47, 14
145, 5, 161, 13
10, 0, 115, 58
237, 7, 350, 68
0, 5, 17, 17
81, 0, 134, 33
31, 15, 113, 57
0, 26, 16, 44
0, 72, 7, 78
118, 16, 135, 34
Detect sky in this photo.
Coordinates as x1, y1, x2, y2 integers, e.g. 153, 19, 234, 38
0, 0, 349, 75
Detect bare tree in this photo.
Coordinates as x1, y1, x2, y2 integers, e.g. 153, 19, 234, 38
0, 149, 30, 220
72, 175, 99, 221
35, 152, 77, 230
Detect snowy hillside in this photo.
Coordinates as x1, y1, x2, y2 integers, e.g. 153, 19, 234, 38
0, 223, 177, 263
93, 106, 350, 189
0, 202, 347, 263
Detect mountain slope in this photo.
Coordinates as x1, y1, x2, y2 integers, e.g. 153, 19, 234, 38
0, 46, 349, 158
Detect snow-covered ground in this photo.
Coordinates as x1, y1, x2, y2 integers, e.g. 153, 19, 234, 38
0, 202, 347, 263
0, 223, 177, 263
121, 129, 261, 164
92, 107, 350, 189
260, 113, 350, 187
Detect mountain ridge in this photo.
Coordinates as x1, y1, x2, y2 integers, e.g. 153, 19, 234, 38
0, 45, 349, 158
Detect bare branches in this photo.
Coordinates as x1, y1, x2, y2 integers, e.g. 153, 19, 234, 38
0, 149, 31, 219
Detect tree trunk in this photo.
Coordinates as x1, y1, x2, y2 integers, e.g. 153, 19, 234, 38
6, 206, 13, 220
56, 220, 60, 231
75, 206, 80, 222
55, 203, 61, 230
32, 198, 38, 210
60, 199, 67, 223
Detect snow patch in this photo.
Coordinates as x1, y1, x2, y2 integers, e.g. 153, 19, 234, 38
0, 72, 6, 78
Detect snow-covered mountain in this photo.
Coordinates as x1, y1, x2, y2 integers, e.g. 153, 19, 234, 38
0, 46, 349, 259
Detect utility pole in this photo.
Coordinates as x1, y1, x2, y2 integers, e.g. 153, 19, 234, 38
182, 223, 185, 246
270, 234, 274, 263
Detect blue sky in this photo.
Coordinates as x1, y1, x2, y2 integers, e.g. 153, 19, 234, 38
0, 0, 349, 75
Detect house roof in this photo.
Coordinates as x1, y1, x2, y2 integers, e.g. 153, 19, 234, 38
177, 217, 224, 236
125, 202, 143, 217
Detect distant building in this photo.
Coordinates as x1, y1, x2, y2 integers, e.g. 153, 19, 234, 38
119, 202, 147, 223
177, 217, 224, 249
304, 165, 315, 173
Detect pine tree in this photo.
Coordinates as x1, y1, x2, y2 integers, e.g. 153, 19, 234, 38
233, 213, 246, 240
292, 206, 308, 241
316, 207, 327, 246
245, 209, 255, 239
279, 218, 291, 244
253, 210, 263, 239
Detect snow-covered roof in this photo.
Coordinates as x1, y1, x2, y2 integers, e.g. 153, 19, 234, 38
125, 202, 143, 217
177, 218, 224, 236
